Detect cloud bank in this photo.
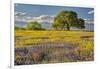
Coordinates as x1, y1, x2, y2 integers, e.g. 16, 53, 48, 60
15, 12, 94, 24
15, 12, 54, 23
88, 10, 94, 14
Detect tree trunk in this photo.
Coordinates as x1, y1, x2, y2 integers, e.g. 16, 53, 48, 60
67, 27, 70, 30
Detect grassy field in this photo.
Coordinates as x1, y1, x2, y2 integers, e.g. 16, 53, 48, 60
14, 30, 94, 65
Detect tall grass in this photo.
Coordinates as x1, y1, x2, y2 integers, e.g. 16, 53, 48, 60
14, 30, 94, 65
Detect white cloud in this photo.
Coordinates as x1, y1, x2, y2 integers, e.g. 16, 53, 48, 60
88, 10, 94, 14
15, 12, 27, 17
84, 18, 90, 21
15, 12, 55, 24
28, 15, 54, 23
84, 19, 94, 24
15, 12, 33, 22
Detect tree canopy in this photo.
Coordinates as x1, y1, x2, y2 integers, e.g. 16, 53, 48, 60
77, 18, 85, 29
53, 10, 85, 30
27, 21, 42, 30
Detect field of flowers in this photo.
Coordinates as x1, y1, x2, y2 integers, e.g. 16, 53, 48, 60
14, 30, 94, 65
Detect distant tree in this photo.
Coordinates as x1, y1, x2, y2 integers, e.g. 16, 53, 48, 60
77, 18, 85, 29
53, 10, 85, 30
27, 21, 42, 30
15, 26, 26, 30
15, 26, 20, 30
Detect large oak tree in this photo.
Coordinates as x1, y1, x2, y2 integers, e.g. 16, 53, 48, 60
53, 10, 85, 30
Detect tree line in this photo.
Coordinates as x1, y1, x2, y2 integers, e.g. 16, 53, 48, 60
15, 10, 85, 30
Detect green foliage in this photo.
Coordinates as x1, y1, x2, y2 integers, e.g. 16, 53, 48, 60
52, 23, 60, 30
15, 26, 20, 30
27, 21, 42, 30
15, 26, 26, 30
53, 10, 85, 30
77, 18, 85, 29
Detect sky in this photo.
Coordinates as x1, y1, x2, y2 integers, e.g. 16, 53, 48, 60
14, 3, 94, 25
14, 3, 94, 21
14, 3, 94, 30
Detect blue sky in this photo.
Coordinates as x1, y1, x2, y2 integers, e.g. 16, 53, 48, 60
14, 3, 94, 20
